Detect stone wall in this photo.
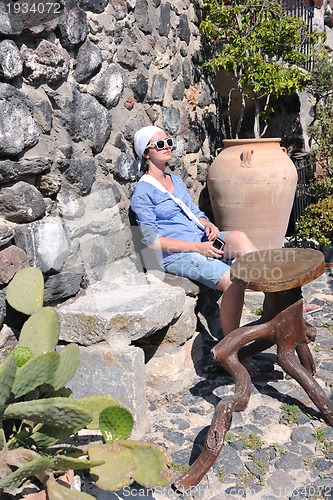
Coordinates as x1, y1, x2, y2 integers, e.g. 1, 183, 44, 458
0, 0, 222, 316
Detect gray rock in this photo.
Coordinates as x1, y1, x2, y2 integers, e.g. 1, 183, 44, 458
170, 62, 181, 80
172, 81, 185, 101
78, 0, 109, 13
0, 246, 29, 284
0, 84, 39, 156
113, 153, 137, 182
213, 445, 245, 475
14, 217, 70, 273
162, 106, 181, 133
58, 158, 96, 195
0, 158, 51, 184
291, 426, 315, 443
275, 451, 303, 470
0, 325, 18, 363
20, 40, 69, 83
34, 99, 53, 134
53, 85, 112, 154
91, 63, 124, 108
178, 14, 191, 45
111, 0, 127, 20
149, 74, 167, 103
0, 40, 22, 79
0, 181, 45, 223
129, 73, 148, 102
159, 2, 171, 37
252, 405, 281, 423
0, 220, 14, 247
74, 39, 102, 83
134, 0, 152, 33
58, 3, 88, 48
163, 431, 185, 446
66, 343, 148, 438
0, 3, 23, 35
44, 268, 84, 303
0, 292, 6, 331
182, 59, 192, 88
57, 277, 186, 346
116, 47, 140, 69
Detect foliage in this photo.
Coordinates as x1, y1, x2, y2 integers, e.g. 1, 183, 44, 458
308, 172, 333, 201
200, 0, 321, 138
0, 267, 172, 498
296, 197, 333, 246
308, 95, 333, 174
306, 49, 333, 102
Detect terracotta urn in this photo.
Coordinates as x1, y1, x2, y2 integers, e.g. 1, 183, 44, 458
207, 138, 297, 250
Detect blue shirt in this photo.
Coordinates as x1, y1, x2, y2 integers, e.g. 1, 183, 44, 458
131, 173, 208, 265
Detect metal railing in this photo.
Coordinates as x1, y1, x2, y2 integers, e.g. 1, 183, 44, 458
280, 0, 315, 70
285, 152, 316, 243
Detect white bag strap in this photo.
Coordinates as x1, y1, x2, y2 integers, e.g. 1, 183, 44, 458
139, 174, 206, 231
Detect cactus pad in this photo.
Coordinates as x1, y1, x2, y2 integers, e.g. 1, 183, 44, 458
51, 455, 104, 472
0, 456, 52, 488
122, 440, 172, 488
8, 347, 33, 367
50, 343, 80, 390
0, 355, 17, 411
47, 478, 95, 499
76, 396, 124, 430
88, 440, 172, 491
99, 406, 134, 442
88, 442, 136, 491
29, 423, 79, 449
4, 398, 92, 429
11, 351, 60, 399
6, 267, 44, 315
19, 307, 59, 355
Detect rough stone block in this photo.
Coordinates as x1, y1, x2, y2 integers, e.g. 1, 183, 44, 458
145, 332, 203, 394
57, 275, 186, 346
66, 343, 148, 438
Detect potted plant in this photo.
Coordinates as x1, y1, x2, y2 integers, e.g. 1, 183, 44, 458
200, 0, 321, 138
201, 0, 322, 249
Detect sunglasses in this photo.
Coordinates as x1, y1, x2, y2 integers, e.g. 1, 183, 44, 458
147, 138, 174, 150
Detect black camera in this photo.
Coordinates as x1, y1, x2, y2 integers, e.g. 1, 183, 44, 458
212, 237, 225, 250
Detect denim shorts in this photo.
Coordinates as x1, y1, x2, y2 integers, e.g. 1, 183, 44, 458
163, 231, 230, 289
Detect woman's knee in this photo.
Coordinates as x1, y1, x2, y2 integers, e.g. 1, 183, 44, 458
224, 230, 257, 257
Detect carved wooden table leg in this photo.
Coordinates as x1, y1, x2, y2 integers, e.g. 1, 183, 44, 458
174, 249, 333, 492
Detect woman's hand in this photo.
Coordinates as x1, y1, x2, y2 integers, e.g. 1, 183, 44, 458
196, 241, 224, 259
202, 221, 220, 241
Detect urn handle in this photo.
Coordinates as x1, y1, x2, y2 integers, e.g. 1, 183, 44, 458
240, 149, 253, 168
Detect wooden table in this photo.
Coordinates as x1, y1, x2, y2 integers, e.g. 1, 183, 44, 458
174, 248, 333, 491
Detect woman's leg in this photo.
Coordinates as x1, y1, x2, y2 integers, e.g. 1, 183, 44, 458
215, 231, 260, 376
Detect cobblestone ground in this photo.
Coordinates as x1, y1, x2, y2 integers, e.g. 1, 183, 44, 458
126, 268, 333, 500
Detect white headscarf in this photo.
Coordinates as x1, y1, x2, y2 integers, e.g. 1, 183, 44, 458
134, 126, 164, 176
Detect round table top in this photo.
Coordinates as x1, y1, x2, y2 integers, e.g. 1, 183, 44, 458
230, 248, 325, 292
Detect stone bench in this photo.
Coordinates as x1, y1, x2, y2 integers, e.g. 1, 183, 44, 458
56, 271, 209, 437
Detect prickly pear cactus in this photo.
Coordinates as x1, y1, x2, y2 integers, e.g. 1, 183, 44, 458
0, 355, 16, 412
88, 440, 172, 491
4, 398, 93, 430
19, 307, 59, 355
7, 347, 33, 367
99, 406, 134, 442
6, 267, 44, 315
76, 395, 124, 430
11, 351, 61, 399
